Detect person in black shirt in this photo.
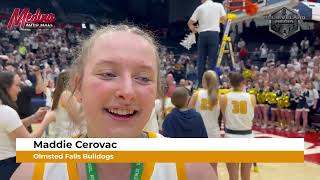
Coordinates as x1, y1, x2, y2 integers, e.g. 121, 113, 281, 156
18, 65, 46, 132
5, 63, 46, 132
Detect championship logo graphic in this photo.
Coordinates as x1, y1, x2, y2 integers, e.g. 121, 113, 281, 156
267, 7, 305, 39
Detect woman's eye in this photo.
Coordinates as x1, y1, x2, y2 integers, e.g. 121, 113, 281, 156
99, 72, 116, 80
135, 76, 152, 84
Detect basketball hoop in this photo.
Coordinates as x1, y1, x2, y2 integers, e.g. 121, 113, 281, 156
224, 0, 258, 16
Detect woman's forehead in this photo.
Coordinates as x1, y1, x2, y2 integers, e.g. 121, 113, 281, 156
93, 31, 153, 52
88, 31, 157, 69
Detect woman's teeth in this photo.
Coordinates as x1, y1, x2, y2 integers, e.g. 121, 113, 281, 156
108, 109, 135, 115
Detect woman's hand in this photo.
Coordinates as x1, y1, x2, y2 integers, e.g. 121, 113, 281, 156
32, 107, 48, 123
42, 110, 56, 125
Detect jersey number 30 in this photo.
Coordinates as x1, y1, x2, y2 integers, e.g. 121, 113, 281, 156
231, 100, 247, 114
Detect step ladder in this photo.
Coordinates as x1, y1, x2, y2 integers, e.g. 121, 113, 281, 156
217, 13, 237, 67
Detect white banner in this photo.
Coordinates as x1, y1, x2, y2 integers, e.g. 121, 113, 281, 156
16, 138, 304, 151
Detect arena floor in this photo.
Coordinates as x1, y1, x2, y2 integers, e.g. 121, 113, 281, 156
217, 162, 320, 180
217, 129, 320, 180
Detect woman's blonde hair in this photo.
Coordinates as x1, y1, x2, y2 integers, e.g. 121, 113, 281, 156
202, 70, 219, 106
69, 24, 162, 97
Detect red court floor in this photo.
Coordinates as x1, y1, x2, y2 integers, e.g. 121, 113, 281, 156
253, 127, 320, 165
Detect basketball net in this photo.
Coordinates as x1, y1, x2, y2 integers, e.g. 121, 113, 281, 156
224, 0, 258, 16
180, 0, 258, 50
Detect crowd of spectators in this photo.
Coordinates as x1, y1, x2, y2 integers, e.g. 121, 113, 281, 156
1, 19, 320, 130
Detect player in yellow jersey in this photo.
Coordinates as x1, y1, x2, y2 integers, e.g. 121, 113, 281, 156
189, 70, 220, 138
154, 83, 175, 133
154, 97, 174, 132
189, 70, 220, 176
220, 72, 256, 180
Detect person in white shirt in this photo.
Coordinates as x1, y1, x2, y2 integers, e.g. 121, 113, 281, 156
259, 43, 268, 62
188, 0, 226, 86
237, 38, 246, 49
0, 72, 51, 179
145, 107, 160, 133
46, 71, 86, 138
31, 40, 39, 53
300, 37, 309, 53
312, 65, 320, 91
290, 42, 299, 59
11, 29, 20, 40
154, 90, 175, 132
292, 58, 301, 72
306, 81, 319, 129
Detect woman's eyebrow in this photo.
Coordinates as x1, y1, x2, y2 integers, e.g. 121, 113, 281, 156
94, 59, 118, 67
94, 59, 155, 71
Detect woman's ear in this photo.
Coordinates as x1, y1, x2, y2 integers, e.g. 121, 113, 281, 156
75, 90, 82, 103
71, 75, 82, 103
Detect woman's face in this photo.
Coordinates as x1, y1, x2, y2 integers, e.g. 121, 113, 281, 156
302, 68, 307, 74
78, 31, 158, 138
48, 80, 54, 88
167, 74, 174, 84
8, 75, 21, 102
223, 82, 228, 88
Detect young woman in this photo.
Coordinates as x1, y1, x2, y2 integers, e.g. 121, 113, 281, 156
262, 81, 271, 129
165, 73, 176, 97
312, 65, 320, 92
188, 70, 220, 176
145, 106, 160, 133
254, 79, 263, 127
44, 79, 55, 108
220, 72, 256, 180
254, 81, 264, 127
270, 83, 282, 129
46, 71, 86, 138
294, 83, 309, 133
12, 24, 217, 180
276, 64, 286, 86
281, 84, 294, 131
0, 72, 51, 179
299, 67, 310, 83
286, 64, 296, 79
189, 70, 220, 138
306, 81, 319, 129
154, 81, 175, 133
